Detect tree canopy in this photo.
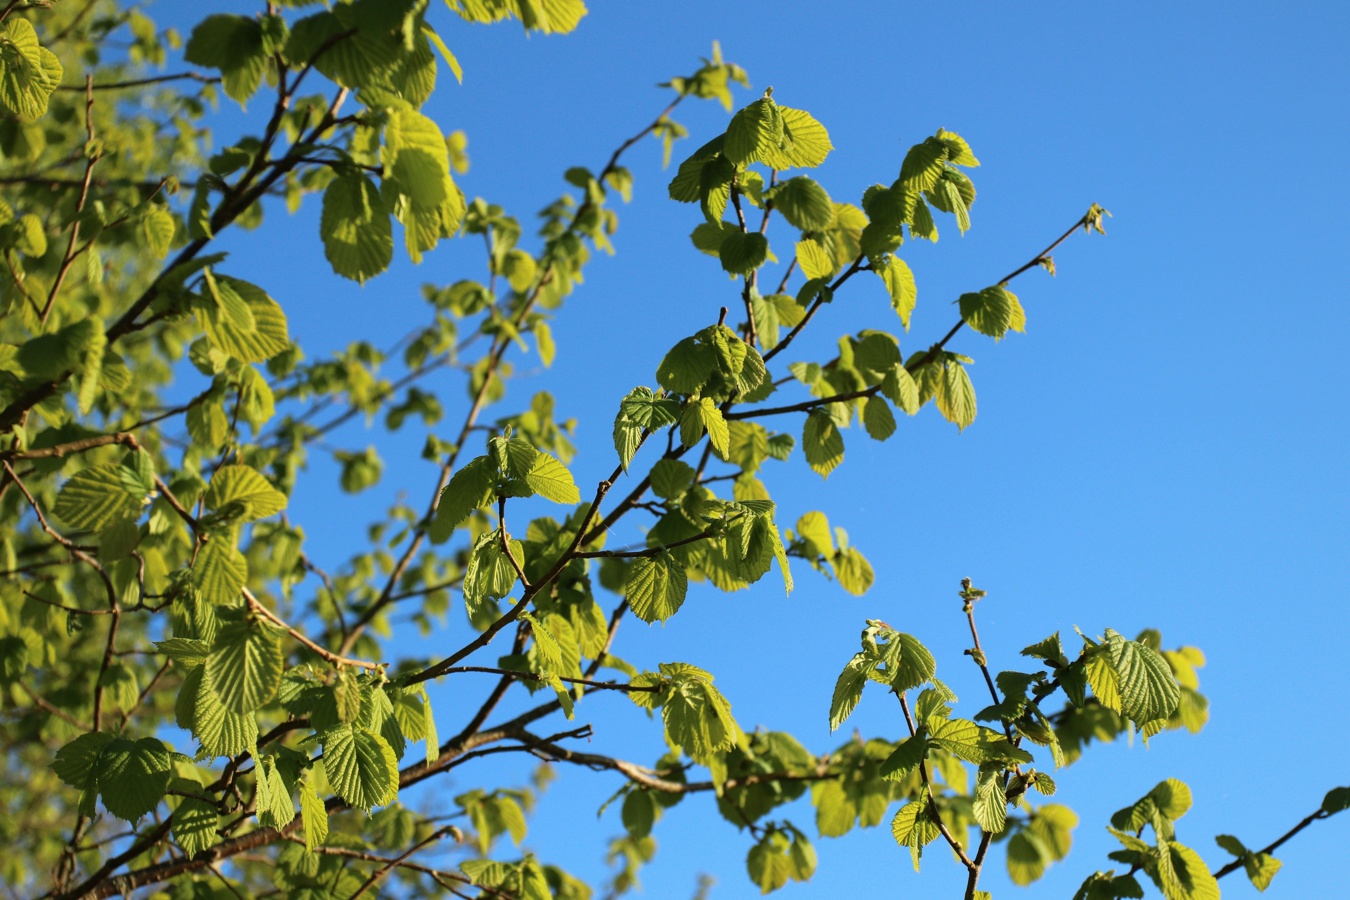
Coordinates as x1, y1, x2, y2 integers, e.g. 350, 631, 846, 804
0, 3, 1343, 899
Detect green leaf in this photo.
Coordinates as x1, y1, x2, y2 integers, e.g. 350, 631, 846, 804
188, 664, 258, 757
880, 364, 920, 415
626, 552, 689, 624
863, 395, 896, 440
882, 631, 936, 692
52, 731, 116, 797
771, 177, 835, 231
1007, 830, 1048, 886
1104, 629, 1181, 727
829, 655, 869, 730
724, 98, 782, 166
205, 464, 287, 521
99, 663, 140, 712
321, 725, 398, 811
759, 106, 832, 170
1322, 786, 1350, 814
199, 276, 290, 363
321, 173, 393, 283
173, 793, 221, 857
691, 220, 739, 256
795, 239, 836, 281
802, 410, 844, 478
184, 15, 267, 106
899, 137, 947, 194
680, 397, 730, 456
300, 776, 329, 851
973, 765, 1008, 833
525, 452, 580, 504
0, 19, 62, 119
53, 464, 143, 531
650, 459, 696, 500
192, 535, 248, 606
462, 529, 522, 606
207, 618, 283, 715
719, 231, 769, 276
831, 547, 874, 596
99, 737, 171, 821
433, 456, 496, 534
890, 787, 940, 870
657, 335, 717, 395
1243, 852, 1281, 892
879, 736, 927, 781
661, 668, 738, 761
935, 358, 977, 431
385, 109, 451, 207
285, 9, 400, 90
875, 255, 917, 329
960, 285, 1026, 339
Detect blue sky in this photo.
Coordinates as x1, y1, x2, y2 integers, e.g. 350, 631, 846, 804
161, 1, 1349, 896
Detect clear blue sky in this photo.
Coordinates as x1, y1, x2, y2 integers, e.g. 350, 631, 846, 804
162, 1, 1348, 896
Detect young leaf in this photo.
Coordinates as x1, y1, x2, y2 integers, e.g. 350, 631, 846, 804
321, 173, 394, 283
959, 285, 1026, 339
204, 464, 287, 521
434, 456, 496, 534
299, 776, 329, 851
802, 410, 844, 478
875, 256, 917, 329
626, 552, 689, 624
526, 452, 580, 504
1104, 629, 1181, 727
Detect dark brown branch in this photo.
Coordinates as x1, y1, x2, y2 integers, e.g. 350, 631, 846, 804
1212, 806, 1334, 879
56, 72, 221, 91
440, 665, 662, 693
896, 691, 975, 870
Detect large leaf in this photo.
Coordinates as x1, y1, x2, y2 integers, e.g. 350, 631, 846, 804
186, 665, 258, 757
384, 109, 451, 206
432, 455, 496, 537
207, 618, 283, 715
875, 256, 917, 329
321, 725, 398, 811
0, 19, 62, 119
1104, 629, 1181, 727
802, 410, 844, 478
184, 14, 267, 105
934, 359, 977, 431
626, 552, 689, 623
98, 738, 172, 822
199, 275, 290, 363
173, 792, 222, 857
959, 285, 1026, 339
321, 173, 393, 283
829, 654, 869, 731
525, 452, 580, 504
204, 464, 287, 521
771, 177, 835, 231
759, 106, 832, 170
192, 535, 248, 606
53, 465, 143, 531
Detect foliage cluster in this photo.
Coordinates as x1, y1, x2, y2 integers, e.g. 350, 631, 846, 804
0, 3, 1342, 899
